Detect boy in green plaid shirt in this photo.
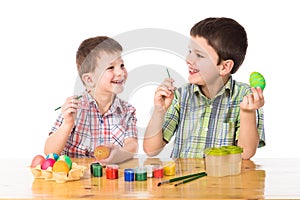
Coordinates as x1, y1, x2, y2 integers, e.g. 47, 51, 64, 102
144, 17, 265, 159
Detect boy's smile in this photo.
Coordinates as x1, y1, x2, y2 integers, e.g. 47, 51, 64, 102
188, 66, 200, 75
111, 79, 125, 85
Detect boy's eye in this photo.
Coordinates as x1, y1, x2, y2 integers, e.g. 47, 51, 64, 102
120, 64, 125, 68
107, 66, 114, 70
196, 53, 204, 58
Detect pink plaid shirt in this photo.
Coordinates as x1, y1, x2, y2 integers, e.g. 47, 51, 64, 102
50, 94, 137, 157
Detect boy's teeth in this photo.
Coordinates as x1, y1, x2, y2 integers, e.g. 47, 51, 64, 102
190, 69, 199, 73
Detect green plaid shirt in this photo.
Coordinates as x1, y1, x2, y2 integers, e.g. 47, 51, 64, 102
163, 77, 265, 158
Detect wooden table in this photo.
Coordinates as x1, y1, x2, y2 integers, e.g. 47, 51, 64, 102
0, 157, 300, 199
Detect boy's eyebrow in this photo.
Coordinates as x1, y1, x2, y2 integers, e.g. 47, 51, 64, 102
188, 45, 207, 55
106, 58, 124, 67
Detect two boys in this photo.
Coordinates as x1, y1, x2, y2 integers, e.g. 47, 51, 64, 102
45, 17, 265, 163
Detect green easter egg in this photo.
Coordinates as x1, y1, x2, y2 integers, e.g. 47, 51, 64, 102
58, 155, 72, 170
249, 72, 266, 90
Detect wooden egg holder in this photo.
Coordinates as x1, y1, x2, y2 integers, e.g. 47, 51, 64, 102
30, 163, 87, 183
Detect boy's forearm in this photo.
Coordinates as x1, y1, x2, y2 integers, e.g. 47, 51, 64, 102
143, 108, 166, 156
238, 110, 260, 159
44, 123, 72, 155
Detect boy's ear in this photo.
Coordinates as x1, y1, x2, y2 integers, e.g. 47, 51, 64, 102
81, 73, 95, 87
220, 59, 234, 76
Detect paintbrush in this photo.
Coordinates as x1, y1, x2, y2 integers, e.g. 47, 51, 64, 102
174, 173, 207, 186
54, 90, 91, 111
157, 172, 206, 186
166, 68, 177, 99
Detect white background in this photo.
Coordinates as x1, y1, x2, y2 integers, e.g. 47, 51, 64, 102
0, 0, 299, 159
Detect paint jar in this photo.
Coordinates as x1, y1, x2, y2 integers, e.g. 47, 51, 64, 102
106, 164, 119, 179
221, 146, 243, 175
163, 161, 176, 176
124, 168, 135, 182
91, 163, 103, 177
144, 165, 154, 178
135, 167, 147, 181
205, 146, 243, 177
90, 162, 99, 174
153, 165, 164, 178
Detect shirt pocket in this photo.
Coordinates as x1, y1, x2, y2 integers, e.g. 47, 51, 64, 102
111, 125, 126, 147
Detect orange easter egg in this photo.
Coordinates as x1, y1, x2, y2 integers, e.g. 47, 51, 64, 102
53, 160, 70, 173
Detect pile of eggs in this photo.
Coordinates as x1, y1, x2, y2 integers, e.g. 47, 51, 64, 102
31, 153, 72, 173
30, 153, 86, 183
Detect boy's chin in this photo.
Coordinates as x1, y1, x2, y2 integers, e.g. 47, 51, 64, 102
188, 76, 204, 85
112, 86, 124, 94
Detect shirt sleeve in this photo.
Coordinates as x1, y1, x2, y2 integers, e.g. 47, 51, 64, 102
49, 113, 64, 135
124, 107, 138, 139
256, 107, 266, 147
162, 95, 181, 143
234, 107, 265, 147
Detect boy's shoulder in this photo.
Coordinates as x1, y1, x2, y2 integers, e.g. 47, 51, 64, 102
231, 79, 251, 92
177, 83, 197, 93
114, 96, 136, 113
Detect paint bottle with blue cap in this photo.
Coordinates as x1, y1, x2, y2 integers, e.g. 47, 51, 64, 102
124, 168, 135, 182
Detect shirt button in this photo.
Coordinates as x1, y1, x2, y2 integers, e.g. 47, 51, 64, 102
210, 105, 213, 109
204, 128, 209, 131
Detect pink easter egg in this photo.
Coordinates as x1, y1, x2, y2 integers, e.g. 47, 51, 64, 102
41, 158, 56, 170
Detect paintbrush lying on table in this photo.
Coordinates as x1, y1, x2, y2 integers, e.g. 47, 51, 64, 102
157, 172, 207, 187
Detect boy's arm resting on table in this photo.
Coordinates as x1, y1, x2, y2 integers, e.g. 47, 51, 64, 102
44, 122, 73, 155
238, 87, 264, 160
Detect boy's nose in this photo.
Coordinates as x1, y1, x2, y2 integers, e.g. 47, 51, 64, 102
186, 55, 194, 66
114, 66, 124, 76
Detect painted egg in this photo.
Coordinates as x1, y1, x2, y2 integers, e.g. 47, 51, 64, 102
31, 155, 46, 168
58, 155, 72, 170
46, 153, 59, 161
41, 158, 56, 170
53, 160, 70, 173
249, 72, 266, 90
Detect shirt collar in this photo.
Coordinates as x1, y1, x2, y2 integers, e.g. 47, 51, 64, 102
192, 76, 233, 98
82, 93, 124, 114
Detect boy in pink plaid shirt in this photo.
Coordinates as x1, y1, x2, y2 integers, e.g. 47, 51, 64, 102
45, 36, 138, 164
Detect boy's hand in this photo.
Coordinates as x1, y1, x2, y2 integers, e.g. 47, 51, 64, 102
61, 96, 80, 127
240, 87, 264, 112
96, 144, 134, 165
154, 78, 176, 111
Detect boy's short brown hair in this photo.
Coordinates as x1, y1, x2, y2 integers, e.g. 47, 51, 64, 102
76, 36, 123, 79
190, 17, 248, 74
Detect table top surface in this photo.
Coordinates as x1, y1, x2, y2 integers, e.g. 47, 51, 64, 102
0, 157, 300, 200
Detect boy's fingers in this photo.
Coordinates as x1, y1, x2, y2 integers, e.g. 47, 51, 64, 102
247, 94, 254, 105
251, 87, 264, 102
